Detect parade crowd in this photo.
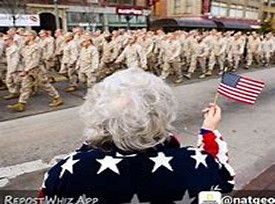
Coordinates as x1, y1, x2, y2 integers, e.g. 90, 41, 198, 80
0, 27, 274, 112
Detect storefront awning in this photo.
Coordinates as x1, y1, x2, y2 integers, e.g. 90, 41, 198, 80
176, 18, 217, 28
151, 18, 217, 29
216, 21, 252, 30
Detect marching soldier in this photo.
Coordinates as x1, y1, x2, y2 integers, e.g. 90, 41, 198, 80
76, 36, 99, 88
0, 33, 6, 90
2, 35, 22, 100
7, 30, 63, 112
100, 33, 119, 77
184, 36, 208, 79
228, 32, 244, 72
38, 30, 55, 81
159, 34, 183, 83
54, 29, 65, 72
245, 32, 261, 69
260, 33, 273, 67
59, 32, 79, 92
115, 35, 147, 70
207, 32, 227, 76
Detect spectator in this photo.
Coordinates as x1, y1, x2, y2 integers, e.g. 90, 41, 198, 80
40, 68, 234, 203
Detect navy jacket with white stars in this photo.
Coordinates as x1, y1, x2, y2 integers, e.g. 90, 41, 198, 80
39, 129, 235, 204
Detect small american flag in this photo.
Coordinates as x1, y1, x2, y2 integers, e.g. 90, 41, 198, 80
218, 73, 265, 105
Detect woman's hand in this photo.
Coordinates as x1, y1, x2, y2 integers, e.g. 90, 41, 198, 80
201, 103, 221, 131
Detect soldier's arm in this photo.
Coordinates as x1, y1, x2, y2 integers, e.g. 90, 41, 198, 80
47, 39, 55, 60
137, 45, 147, 69
115, 47, 127, 63
27, 46, 42, 71
92, 48, 99, 71
69, 44, 79, 66
170, 42, 181, 60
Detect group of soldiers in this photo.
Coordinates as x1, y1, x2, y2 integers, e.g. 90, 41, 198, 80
0, 27, 274, 112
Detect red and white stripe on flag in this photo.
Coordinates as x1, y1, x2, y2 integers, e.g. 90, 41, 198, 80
217, 73, 265, 105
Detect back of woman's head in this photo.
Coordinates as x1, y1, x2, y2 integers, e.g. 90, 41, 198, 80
80, 68, 177, 152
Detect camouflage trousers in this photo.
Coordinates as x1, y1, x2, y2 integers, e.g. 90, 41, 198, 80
188, 56, 206, 74
227, 53, 241, 69
59, 63, 78, 87
246, 52, 261, 66
42, 59, 56, 79
160, 60, 182, 79
261, 51, 272, 64
208, 54, 225, 71
0, 62, 7, 82
5, 72, 21, 94
54, 55, 63, 72
19, 67, 60, 104
78, 71, 97, 88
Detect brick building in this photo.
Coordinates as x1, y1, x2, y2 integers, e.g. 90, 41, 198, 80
261, 0, 275, 29
152, 0, 263, 30
0, 0, 151, 31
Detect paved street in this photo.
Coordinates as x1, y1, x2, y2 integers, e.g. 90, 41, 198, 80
0, 67, 275, 192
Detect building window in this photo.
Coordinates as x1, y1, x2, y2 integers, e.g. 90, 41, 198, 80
173, 0, 181, 14
186, 0, 193, 14
211, 2, 227, 17
245, 7, 259, 20
108, 14, 120, 23
229, 4, 243, 18
121, 0, 135, 5
109, 0, 119, 4
67, 12, 100, 24
136, 15, 146, 23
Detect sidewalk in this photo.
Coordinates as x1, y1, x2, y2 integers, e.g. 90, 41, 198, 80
242, 164, 275, 190
1, 67, 275, 191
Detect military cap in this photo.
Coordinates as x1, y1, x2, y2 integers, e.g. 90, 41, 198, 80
24, 30, 37, 36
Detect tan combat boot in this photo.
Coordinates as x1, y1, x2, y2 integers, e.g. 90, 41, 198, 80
65, 86, 77, 92
49, 97, 63, 107
183, 73, 192, 80
7, 102, 25, 112
3, 93, 20, 100
199, 73, 206, 79
205, 70, 212, 76
174, 77, 183, 84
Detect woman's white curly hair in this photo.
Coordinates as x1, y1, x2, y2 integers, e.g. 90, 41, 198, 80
79, 68, 177, 151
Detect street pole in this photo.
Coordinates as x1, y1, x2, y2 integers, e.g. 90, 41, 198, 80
53, 0, 60, 30
267, 0, 272, 19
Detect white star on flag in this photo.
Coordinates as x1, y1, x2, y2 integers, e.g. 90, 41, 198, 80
41, 172, 49, 189
116, 152, 137, 158
96, 156, 123, 175
174, 190, 196, 204
59, 156, 80, 178
210, 185, 221, 191
190, 149, 208, 169
123, 194, 150, 204
150, 152, 173, 173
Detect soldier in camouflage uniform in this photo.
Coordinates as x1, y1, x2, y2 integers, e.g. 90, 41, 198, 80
260, 33, 273, 67
115, 35, 147, 70
99, 33, 120, 78
159, 34, 183, 83
54, 29, 65, 72
38, 30, 55, 82
7, 30, 63, 112
207, 32, 227, 76
59, 32, 79, 92
245, 32, 261, 69
76, 36, 99, 88
2, 35, 22, 100
0, 33, 6, 90
228, 32, 244, 72
184, 36, 208, 79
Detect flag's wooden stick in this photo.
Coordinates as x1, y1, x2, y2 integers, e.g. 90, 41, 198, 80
213, 92, 219, 105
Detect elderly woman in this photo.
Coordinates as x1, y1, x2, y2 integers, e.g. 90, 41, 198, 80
40, 68, 234, 204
